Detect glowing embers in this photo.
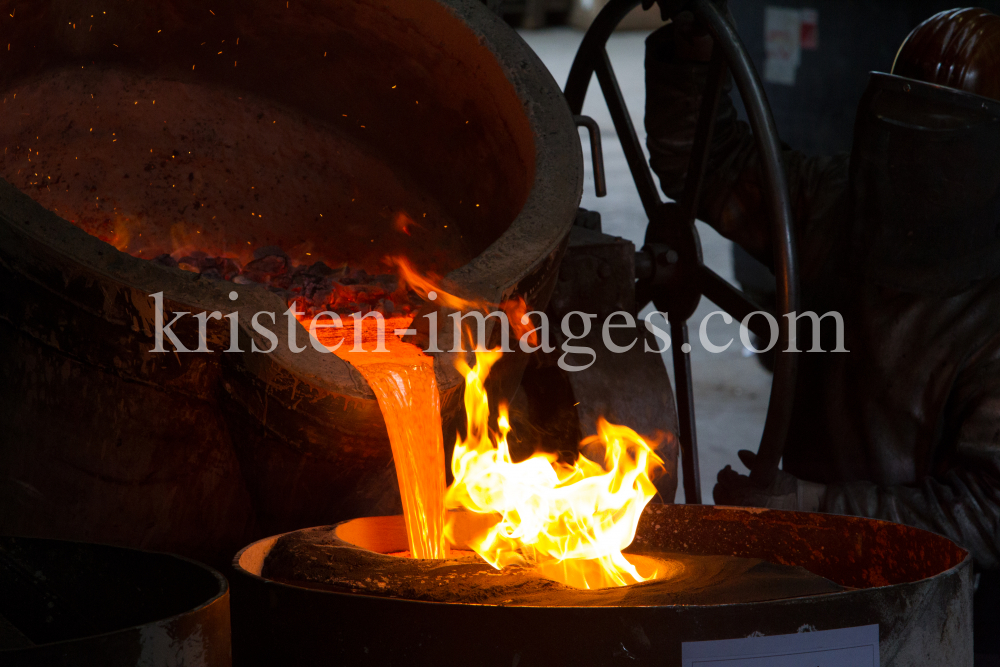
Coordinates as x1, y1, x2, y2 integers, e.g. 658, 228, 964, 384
446, 350, 666, 590
0, 67, 471, 312
156, 246, 419, 319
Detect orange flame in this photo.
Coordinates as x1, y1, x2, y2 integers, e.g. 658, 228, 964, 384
445, 350, 664, 589
501, 295, 538, 349
393, 211, 423, 236
390, 256, 537, 345
109, 215, 134, 251
168, 221, 253, 265
389, 255, 479, 311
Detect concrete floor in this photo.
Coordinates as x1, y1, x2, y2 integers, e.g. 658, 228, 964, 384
519, 27, 774, 503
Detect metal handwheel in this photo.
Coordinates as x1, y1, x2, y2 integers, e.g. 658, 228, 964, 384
563, 0, 800, 504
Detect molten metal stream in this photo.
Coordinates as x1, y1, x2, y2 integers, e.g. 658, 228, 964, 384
304, 290, 664, 589
310, 316, 449, 560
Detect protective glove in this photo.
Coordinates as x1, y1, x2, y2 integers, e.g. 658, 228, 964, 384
713, 450, 827, 511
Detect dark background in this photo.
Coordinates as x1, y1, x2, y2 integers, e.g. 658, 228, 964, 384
728, 0, 1000, 155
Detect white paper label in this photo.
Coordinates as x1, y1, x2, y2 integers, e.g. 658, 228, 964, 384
764, 6, 802, 85
682, 624, 879, 667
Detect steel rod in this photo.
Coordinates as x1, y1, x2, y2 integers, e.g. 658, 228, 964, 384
671, 320, 702, 504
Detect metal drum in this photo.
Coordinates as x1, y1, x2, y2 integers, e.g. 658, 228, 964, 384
231, 504, 973, 666
0, 536, 231, 667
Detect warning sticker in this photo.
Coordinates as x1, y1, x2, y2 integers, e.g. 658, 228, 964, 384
764, 6, 802, 85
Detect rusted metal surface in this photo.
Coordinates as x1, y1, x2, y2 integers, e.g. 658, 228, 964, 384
0, 536, 230, 667
634, 503, 967, 589
0, 0, 581, 567
231, 505, 973, 666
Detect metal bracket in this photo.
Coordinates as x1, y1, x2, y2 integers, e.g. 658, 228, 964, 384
573, 115, 607, 198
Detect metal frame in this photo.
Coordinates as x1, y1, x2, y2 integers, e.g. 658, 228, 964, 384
563, 0, 800, 503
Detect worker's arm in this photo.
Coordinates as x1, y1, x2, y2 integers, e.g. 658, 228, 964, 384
823, 354, 1000, 570
644, 21, 850, 276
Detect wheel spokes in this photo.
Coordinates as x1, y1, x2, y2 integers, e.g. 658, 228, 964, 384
593, 49, 664, 222
563, 0, 642, 113
697, 265, 773, 340
565, 0, 800, 501
680, 46, 728, 226
693, 0, 800, 488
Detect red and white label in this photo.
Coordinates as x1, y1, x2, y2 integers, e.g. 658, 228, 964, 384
801, 8, 819, 50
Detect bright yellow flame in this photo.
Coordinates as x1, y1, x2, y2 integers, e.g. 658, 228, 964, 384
445, 350, 664, 589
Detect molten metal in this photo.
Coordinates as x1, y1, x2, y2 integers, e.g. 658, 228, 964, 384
307, 266, 664, 587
